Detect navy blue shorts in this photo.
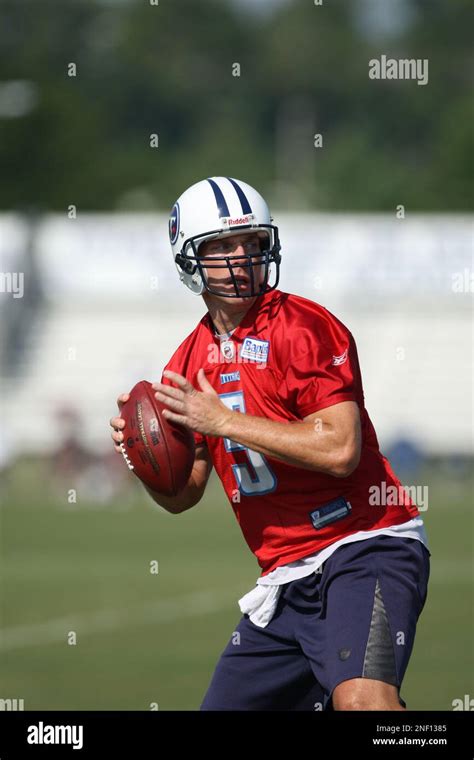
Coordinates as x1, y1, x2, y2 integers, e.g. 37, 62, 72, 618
200, 535, 430, 710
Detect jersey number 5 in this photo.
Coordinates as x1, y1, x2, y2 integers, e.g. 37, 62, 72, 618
219, 390, 277, 496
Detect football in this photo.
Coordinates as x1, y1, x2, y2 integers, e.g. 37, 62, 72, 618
119, 380, 195, 496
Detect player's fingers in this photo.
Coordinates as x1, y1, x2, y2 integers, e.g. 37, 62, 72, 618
155, 391, 185, 412
110, 415, 125, 430
197, 367, 214, 393
162, 370, 195, 394
117, 393, 130, 410
152, 383, 184, 402
111, 429, 124, 444
161, 407, 188, 426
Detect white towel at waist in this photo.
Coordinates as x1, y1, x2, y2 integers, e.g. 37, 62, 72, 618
238, 583, 283, 628
238, 518, 428, 629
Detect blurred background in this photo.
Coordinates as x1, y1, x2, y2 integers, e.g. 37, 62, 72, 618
0, 0, 472, 711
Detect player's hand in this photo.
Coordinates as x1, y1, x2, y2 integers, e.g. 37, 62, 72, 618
153, 369, 233, 438
109, 393, 130, 451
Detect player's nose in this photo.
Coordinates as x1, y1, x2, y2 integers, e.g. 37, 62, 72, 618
232, 258, 250, 279
233, 242, 247, 257
232, 243, 251, 267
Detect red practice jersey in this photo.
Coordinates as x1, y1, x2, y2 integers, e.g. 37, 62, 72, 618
162, 289, 419, 576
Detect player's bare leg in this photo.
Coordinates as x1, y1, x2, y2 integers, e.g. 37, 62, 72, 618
332, 678, 406, 711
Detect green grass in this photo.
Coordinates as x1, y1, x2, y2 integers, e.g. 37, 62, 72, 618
0, 460, 472, 710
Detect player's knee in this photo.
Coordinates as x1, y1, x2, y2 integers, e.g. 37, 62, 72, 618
332, 681, 404, 711
332, 691, 369, 711
333, 694, 401, 710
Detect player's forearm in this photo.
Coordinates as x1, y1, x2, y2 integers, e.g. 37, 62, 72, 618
221, 412, 357, 477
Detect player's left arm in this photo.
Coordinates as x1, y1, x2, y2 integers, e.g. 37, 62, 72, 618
219, 398, 361, 477
153, 369, 361, 478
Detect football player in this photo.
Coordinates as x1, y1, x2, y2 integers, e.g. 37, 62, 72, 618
110, 177, 430, 711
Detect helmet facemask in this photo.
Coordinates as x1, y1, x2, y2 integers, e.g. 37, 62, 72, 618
175, 225, 281, 299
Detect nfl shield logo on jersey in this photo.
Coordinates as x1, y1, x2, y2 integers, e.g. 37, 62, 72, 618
220, 340, 235, 361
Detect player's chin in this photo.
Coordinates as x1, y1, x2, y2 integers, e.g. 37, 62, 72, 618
207, 283, 263, 304
212, 292, 258, 309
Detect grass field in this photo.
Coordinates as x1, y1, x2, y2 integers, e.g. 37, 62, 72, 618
1, 459, 472, 711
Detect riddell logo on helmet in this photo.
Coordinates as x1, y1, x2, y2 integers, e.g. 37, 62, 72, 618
224, 214, 254, 226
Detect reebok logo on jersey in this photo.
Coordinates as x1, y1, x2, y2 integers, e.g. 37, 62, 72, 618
220, 370, 241, 384
240, 337, 270, 364
331, 349, 347, 366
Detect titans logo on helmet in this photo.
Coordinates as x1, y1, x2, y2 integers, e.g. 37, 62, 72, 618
169, 202, 180, 244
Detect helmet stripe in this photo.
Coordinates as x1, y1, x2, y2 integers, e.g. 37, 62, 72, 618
227, 177, 252, 214
207, 178, 230, 218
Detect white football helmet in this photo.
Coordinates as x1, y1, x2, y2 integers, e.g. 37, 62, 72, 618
168, 176, 281, 298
